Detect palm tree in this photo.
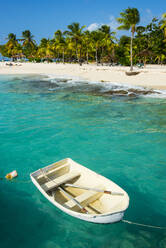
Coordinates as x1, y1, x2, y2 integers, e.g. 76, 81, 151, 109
37, 38, 54, 60
64, 36, 75, 62
91, 30, 104, 65
21, 30, 37, 58
66, 22, 86, 62
117, 7, 140, 71
82, 30, 92, 63
22, 30, 35, 45
5, 33, 22, 60
99, 25, 116, 63
54, 30, 66, 63
7, 33, 17, 42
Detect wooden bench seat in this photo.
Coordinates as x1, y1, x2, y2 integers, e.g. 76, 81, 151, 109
64, 190, 102, 210
37, 164, 68, 181
41, 171, 80, 192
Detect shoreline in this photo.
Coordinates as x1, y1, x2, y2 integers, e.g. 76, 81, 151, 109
0, 62, 166, 90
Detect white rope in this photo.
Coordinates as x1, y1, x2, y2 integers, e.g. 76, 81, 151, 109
122, 219, 166, 229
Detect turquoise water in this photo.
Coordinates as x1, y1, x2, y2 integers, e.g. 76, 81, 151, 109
0, 74, 166, 248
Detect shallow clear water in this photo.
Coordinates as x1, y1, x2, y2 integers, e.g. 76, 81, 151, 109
0, 74, 166, 248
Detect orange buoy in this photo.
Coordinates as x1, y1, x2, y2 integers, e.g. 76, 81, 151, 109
5, 170, 18, 180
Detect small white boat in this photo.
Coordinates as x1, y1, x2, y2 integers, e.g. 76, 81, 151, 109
30, 158, 129, 224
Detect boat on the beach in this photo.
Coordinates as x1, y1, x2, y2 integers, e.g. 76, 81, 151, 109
30, 158, 129, 224
125, 71, 140, 76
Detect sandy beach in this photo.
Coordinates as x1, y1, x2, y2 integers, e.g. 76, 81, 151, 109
0, 62, 166, 90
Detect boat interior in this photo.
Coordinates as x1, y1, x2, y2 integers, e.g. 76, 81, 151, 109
33, 159, 127, 215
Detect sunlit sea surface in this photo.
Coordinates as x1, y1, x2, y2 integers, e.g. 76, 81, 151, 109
0, 74, 166, 248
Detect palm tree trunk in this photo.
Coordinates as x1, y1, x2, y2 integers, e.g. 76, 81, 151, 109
101, 47, 104, 65
86, 49, 89, 64
79, 44, 82, 64
75, 40, 79, 63
76, 47, 79, 62
143, 57, 146, 67
130, 31, 134, 71
96, 46, 98, 65
62, 48, 65, 64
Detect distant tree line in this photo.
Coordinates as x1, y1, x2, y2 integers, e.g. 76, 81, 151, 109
0, 8, 166, 71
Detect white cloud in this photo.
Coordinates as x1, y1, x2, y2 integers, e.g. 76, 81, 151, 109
108, 15, 119, 30
141, 8, 153, 24
146, 8, 153, 20
87, 15, 118, 33
87, 23, 101, 31
146, 9, 152, 15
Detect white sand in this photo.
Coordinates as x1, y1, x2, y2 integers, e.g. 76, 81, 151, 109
0, 62, 166, 90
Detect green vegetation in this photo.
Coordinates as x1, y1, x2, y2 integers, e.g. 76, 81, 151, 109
0, 8, 166, 66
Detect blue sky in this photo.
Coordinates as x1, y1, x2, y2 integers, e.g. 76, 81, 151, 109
0, 0, 165, 43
